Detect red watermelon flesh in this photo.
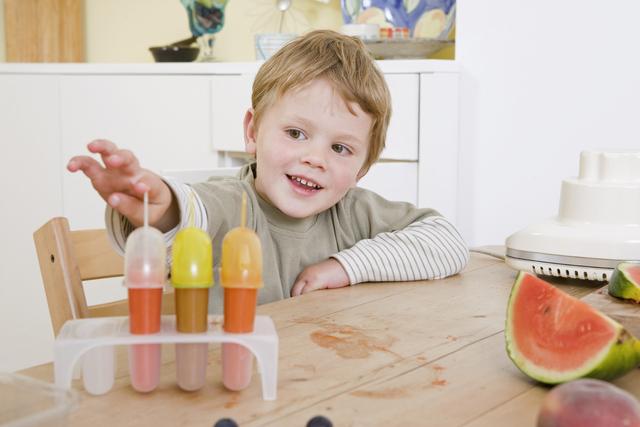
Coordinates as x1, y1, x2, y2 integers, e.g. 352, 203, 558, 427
630, 265, 640, 284
506, 272, 640, 384
511, 273, 615, 371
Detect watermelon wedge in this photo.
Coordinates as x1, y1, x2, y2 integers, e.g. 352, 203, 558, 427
506, 272, 640, 384
609, 262, 640, 303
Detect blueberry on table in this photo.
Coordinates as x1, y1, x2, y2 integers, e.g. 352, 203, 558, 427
213, 418, 238, 427
307, 415, 333, 427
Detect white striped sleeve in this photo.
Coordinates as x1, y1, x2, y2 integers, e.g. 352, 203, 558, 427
105, 177, 208, 260
331, 216, 469, 285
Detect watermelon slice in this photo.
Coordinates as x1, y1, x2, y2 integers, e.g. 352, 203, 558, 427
609, 262, 640, 303
505, 272, 640, 384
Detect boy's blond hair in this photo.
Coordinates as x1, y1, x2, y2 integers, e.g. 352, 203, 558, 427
251, 30, 391, 176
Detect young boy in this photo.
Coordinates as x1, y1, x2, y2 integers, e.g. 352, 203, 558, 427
67, 30, 469, 313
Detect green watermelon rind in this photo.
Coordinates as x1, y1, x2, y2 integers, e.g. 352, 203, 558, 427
506, 271, 640, 385
609, 262, 640, 303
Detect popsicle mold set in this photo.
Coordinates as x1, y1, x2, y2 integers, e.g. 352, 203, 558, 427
53, 193, 278, 400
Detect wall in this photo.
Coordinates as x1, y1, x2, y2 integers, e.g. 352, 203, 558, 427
455, 1, 640, 247
0, 0, 343, 63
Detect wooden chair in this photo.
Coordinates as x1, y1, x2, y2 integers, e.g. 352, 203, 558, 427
33, 217, 174, 335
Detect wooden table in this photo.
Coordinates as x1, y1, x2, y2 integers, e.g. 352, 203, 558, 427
22, 254, 640, 426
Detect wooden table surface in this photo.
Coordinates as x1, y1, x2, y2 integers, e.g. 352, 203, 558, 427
22, 253, 640, 426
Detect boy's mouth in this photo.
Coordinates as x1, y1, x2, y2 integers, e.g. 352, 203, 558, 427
286, 174, 323, 190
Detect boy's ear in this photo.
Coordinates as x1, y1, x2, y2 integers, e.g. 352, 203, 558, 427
243, 108, 257, 155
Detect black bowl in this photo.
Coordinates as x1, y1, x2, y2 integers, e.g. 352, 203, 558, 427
149, 45, 200, 62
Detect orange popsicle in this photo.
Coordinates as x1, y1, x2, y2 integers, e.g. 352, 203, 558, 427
221, 192, 263, 391
124, 192, 166, 393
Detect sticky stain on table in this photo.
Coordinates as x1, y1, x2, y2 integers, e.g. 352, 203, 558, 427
431, 378, 448, 386
430, 364, 448, 387
309, 323, 398, 359
350, 387, 408, 399
224, 393, 240, 409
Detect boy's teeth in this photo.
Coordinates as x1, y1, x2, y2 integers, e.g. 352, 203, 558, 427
290, 175, 320, 189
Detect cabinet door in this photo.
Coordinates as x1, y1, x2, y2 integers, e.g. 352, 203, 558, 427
418, 73, 459, 221
0, 75, 62, 371
382, 73, 419, 160
211, 74, 253, 152
358, 162, 418, 205
60, 75, 214, 229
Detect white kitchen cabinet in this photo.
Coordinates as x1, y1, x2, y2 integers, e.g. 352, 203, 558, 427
359, 162, 418, 205
0, 75, 62, 371
60, 75, 214, 229
383, 73, 419, 160
0, 60, 458, 372
419, 72, 460, 221
211, 74, 253, 152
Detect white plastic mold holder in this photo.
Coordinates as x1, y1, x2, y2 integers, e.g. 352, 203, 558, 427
54, 315, 279, 400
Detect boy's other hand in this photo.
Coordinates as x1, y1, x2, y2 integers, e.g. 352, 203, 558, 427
290, 258, 349, 297
67, 139, 177, 230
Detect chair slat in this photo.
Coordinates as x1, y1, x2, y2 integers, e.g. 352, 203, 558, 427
71, 229, 123, 280
33, 217, 89, 335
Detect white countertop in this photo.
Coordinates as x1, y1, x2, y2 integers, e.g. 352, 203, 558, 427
0, 59, 458, 75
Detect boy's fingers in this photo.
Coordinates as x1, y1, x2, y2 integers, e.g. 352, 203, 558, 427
132, 180, 151, 195
300, 281, 326, 295
88, 140, 132, 172
290, 280, 306, 297
108, 193, 143, 226
291, 278, 327, 296
67, 156, 104, 179
87, 139, 118, 155
104, 149, 140, 172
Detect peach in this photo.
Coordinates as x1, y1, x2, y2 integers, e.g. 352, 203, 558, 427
538, 379, 640, 427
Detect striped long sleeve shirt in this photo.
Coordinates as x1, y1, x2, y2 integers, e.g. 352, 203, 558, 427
106, 165, 469, 311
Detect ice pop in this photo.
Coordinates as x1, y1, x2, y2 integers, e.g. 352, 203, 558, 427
171, 224, 213, 391
221, 192, 263, 391
124, 192, 166, 393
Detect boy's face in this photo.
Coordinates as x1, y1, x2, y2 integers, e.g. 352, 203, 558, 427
244, 78, 372, 218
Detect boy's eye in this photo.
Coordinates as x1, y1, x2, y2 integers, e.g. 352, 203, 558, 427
286, 129, 306, 140
332, 144, 351, 155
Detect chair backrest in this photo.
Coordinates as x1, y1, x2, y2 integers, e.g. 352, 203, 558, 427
33, 217, 174, 335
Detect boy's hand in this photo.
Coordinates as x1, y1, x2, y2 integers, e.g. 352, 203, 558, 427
290, 258, 350, 297
67, 139, 178, 230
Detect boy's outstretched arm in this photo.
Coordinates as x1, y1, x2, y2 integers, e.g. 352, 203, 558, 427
67, 139, 179, 231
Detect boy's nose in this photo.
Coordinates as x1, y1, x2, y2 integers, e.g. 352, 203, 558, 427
300, 146, 327, 170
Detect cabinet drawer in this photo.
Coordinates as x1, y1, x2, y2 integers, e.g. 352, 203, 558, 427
358, 161, 418, 205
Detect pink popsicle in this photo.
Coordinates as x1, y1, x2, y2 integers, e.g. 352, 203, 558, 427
222, 343, 253, 391
126, 257, 165, 393
128, 343, 161, 392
